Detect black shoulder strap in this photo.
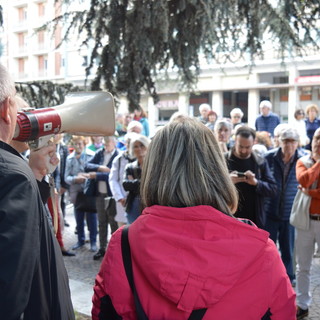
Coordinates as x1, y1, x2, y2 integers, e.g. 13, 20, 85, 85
121, 226, 149, 320
121, 226, 207, 320
188, 308, 207, 320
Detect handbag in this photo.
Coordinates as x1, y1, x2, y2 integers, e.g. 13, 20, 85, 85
289, 155, 318, 230
84, 178, 96, 197
104, 197, 117, 217
75, 191, 96, 213
289, 189, 311, 230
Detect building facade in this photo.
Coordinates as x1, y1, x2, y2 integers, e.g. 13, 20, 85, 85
143, 56, 320, 136
1, 0, 320, 136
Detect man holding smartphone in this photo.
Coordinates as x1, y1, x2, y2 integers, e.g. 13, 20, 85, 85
225, 126, 277, 228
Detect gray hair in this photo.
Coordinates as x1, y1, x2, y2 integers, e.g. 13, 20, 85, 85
0, 64, 16, 104
230, 107, 244, 117
129, 134, 150, 157
127, 120, 143, 133
259, 100, 272, 110
141, 117, 238, 214
199, 103, 211, 112
214, 118, 233, 133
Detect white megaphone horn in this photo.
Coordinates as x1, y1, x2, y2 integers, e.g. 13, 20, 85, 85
13, 91, 115, 142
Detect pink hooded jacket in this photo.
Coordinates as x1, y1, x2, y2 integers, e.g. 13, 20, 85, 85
92, 205, 296, 319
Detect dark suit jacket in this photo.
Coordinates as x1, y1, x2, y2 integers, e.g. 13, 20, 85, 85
85, 148, 119, 197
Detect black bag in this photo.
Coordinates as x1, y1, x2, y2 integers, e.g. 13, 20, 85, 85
105, 197, 117, 217
84, 178, 96, 197
75, 192, 96, 213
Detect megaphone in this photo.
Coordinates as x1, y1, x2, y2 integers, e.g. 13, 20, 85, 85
13, 91, 115, 142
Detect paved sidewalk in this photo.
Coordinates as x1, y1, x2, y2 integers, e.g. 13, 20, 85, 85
62, 204, 101, 318
61, 204, 320, 319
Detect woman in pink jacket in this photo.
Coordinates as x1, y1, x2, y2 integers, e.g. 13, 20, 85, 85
92, 117, 296, 320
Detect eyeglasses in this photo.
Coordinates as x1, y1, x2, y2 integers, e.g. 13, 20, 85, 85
232, 115, 241, 118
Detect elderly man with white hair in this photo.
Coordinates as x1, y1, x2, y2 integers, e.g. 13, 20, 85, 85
255, 100, 280, 137
198, 103, 211, 124
0, 64, 74, 319
264, 127, 305, 287
230, 107, 244, 128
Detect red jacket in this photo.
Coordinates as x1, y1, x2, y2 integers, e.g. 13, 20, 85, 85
92, 205, 296, 320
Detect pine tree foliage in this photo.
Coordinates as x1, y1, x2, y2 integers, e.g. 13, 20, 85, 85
15, 81, 80, 108
46, 1, 320, 110
0, 5, 3, 27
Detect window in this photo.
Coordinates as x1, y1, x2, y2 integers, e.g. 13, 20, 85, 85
18, 7, 27, 22
18, 33, 25, 48
38, 31, 45, 44
18, 58, 25, 73
280, 88, 288, 102
82, 56, 88, 66
38, 3, 45, 17
273, 76, 288, 84
300, 87, 312, 101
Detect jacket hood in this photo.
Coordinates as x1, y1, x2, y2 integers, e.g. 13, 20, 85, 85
129, 205, 270, 312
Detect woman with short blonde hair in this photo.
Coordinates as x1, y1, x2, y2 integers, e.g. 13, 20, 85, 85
305, 103, 320, 150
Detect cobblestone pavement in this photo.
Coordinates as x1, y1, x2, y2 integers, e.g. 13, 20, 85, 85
61, 204, 320, 319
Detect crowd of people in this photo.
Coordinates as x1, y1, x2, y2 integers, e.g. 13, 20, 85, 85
1, 59, 320, 319
192, 101, 320, 320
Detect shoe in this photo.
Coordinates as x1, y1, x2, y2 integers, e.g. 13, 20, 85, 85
90, 243, 97, 252
296, 306, 308, 319
314, 252, 320, 258
62, 250, 76, 257
72, 242, 85, 250
64, 220, 70, 227
93, 249, 105, 260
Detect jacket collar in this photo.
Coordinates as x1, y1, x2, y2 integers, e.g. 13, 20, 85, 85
0, 140, 24, 159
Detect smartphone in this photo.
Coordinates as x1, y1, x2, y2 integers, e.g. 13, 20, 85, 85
237, 172, 246, 178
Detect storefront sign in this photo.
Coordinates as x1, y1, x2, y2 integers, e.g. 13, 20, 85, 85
156, 100, 179, 109
295, 75, 320, 84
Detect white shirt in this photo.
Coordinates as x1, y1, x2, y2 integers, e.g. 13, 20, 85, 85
98, 149, 116, 194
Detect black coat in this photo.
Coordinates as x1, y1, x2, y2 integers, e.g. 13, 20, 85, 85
225, 149, 277, 228
53, 143, 70, 190
0, 141, 74, 320
85, 148, 119, 197
122, 160, 142, 213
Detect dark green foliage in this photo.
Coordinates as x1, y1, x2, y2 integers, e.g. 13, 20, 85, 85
15, 81, 80, 108
43, 1, 320, 110
0, 5, 3, 27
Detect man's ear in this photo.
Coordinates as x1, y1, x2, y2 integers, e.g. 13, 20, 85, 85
0, 97, 11, 124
